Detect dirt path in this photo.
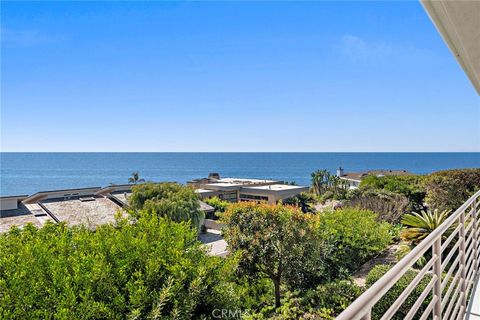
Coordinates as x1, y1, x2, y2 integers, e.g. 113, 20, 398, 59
352, 244, 399, 287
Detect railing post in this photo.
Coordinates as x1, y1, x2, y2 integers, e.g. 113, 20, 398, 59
361, 310, 371, 320
459, 209, 467, 311
473, 200, 479, 277
433, 238, 442, 320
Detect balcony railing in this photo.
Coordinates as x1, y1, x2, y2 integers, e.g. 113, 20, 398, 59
337, 190, 480, 320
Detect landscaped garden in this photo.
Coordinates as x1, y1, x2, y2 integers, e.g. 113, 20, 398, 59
1, 168, 479, 319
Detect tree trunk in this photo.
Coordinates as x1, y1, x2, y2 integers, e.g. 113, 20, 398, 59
273, 278, 281, 308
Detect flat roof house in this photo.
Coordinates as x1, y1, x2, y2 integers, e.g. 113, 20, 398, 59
189, 173, 309, 204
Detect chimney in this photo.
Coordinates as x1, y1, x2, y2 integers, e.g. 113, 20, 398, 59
336, 167, 344, 177
208, 172, 220, 180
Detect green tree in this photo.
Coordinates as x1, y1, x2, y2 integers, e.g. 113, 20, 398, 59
221, 202, 325, 308
311, 170, 331, 195
128, 171, 145, 184
129, 182, 205, 229
311, 170, 349, 200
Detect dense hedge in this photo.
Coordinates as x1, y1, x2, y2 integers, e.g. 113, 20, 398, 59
366, 265, 432, 320
0, 216, 238, 319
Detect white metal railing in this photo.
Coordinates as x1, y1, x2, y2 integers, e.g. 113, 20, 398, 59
337, 190, 480, 320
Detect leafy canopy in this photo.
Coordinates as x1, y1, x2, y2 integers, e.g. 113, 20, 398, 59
221, 202, 325, 308
129, 182, 205, 229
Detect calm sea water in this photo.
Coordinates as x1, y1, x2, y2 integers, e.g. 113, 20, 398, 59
1, 152, 479, 196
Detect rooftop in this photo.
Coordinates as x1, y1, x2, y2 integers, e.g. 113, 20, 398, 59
195, 188, 219, 194
41, 196, 124, 228
110, 191, 131, 206
0, 203, 42, 233
241, 184, 308, 191
216, 177, 280, 185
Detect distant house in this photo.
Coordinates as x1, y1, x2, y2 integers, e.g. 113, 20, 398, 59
188, 173, 309, 204
336, 167, 412, 189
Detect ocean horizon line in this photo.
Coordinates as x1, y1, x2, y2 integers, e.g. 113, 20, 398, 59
2, 151, 480, 154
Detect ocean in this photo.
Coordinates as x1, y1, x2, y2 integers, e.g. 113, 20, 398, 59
1, 152, 479, 196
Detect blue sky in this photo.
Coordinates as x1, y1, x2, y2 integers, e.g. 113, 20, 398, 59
1, 1, 479, 152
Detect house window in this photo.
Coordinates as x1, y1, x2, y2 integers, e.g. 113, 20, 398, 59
239, 194, 269, 202
220, 191, 238, 202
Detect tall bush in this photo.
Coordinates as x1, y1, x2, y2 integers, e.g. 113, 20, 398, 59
316, 208, 392, 279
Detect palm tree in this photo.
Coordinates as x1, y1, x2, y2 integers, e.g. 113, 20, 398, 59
128, 172, 145, 185
311, 169, 331, 195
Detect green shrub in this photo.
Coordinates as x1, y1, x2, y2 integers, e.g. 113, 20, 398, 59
129, 182, 204, 228
423, 168, 480, 212
317, 209, 392, 279
300, 280, 363, 316
360, 175, 426, 211
0, 216, 239, 319
203, 196, 230, 215
320, 190, 334, 203
366, 265, 432, 320
247, 280, 361, 320
346, 189, 410, 223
